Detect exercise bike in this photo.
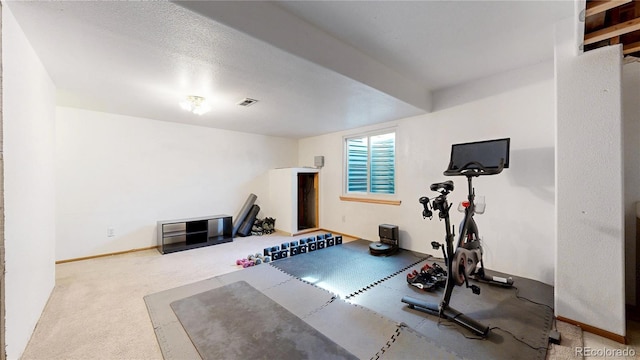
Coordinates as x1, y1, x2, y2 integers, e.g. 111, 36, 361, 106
402, 138, 513, 337
443, 161, 514, 289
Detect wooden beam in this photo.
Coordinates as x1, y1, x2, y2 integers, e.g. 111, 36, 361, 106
624, 40, 640, 54
610, 6, 621, 45
584, 16, 640, 45
586, 0, 632, 17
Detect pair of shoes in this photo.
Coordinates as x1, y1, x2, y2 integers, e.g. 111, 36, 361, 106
424, 263, 447, 287
407, 263, 447, 291
407, 268, 437, 291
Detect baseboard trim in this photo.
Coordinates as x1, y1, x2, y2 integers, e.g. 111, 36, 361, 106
272, 228, 321, 237
556, 316, 627, 344
56, 246, 159, 264
273, 228, 360, 241
318, 229, 360, 241
56, 229, 360, 264
292, 228, 321, 236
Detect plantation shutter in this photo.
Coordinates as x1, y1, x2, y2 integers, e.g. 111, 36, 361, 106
370, 133, 395, 194
346, 137, 368, 192
345, 131, 396, 195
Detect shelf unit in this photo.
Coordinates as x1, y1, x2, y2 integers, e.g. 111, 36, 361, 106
157, 214, 232, 254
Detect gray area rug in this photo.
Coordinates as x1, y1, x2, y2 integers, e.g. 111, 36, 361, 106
270, 239, 428, 298
170, 281, 357, 360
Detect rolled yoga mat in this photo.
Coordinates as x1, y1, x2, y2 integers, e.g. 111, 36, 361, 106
237, 204, 260, 237
232, 193, 257, 237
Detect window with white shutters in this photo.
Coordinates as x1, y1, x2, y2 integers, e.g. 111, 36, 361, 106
345, 130, 395, 195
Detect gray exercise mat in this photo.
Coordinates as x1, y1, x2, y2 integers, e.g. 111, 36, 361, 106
144, 265, 297, 360
378, 325, 462, 360
349, 259, 553, 360
270, 239, 428, 298
145, 249, 553, 360
170, 281, 358, 360
144, 277, 225, 360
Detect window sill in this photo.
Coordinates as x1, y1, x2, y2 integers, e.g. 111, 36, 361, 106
339, 196, 401, 206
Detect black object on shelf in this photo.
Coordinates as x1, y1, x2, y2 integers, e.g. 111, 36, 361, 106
157, 215, 233, 254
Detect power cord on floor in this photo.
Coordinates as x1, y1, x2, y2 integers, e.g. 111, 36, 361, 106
436, 318, 551, 350
512, 286, 557, 332
490, 326, 550, 351
429, 285, 556, 350
436, 319, 485, 340
513, 286, 553, 311
412, 261, 558, 345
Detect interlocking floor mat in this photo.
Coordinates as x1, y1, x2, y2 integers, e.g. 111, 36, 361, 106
349, 259, 554, 360
269, 239, 428, 298
170, 281, 357, 360
145, 265, 457, 359
145, 244, 553, 360
143, 266, 295, 360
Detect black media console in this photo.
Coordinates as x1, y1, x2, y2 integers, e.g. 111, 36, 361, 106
157, 214, 233, 254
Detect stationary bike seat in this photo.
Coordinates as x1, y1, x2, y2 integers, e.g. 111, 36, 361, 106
430, 180, 454, 192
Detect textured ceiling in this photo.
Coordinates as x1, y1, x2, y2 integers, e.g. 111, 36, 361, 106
6, 1, 574, 139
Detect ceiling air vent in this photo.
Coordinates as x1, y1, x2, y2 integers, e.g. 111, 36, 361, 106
237, 98, 259, 107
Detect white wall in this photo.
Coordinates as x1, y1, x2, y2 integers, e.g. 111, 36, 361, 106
555, 25, 625, 337
56, 107, 298, 260
2, 6, 57, 359
299, 65, 556, 285
623, 61, 640, 306
268, 168, 296, 234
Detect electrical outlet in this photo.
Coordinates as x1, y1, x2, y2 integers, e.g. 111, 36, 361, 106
107, 227, 115, 237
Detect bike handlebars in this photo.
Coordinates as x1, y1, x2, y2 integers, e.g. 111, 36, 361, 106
419, 196, 432, 219
430, 180, 454, 193
443, 159, 505, 177
419, 191, 451, 220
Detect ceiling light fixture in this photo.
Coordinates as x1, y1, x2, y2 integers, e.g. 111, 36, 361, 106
180, 95, 210, 115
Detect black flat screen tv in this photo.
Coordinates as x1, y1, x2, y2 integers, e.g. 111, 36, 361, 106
447, 138, 510, 172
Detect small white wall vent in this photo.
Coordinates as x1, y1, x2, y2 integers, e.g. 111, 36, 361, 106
237, 98, 259, 107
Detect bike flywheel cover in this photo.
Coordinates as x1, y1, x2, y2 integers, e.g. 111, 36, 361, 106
452, 250, 467, 286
